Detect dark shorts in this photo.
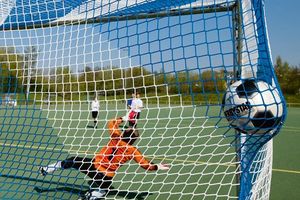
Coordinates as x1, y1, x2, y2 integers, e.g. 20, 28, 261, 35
92, 111, 98, 119
61, 156, 112, 189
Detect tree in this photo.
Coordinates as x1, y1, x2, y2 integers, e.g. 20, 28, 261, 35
78, 66, 95, 93
50, 66, 75, 100
23, 46, 38, 102
0, 47, 24, 94
287, 67, 300, 94
274, 56, 300, 95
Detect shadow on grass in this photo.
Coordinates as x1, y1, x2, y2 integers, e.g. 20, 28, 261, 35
0, 173, 87, 189
34, 186, 86, 196
86, 125, 96, 129
1, 174, 152, 200
34, 186, 152, 200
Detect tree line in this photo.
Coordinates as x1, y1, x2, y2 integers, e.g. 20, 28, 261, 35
274, 56, 300, 95
0, 47, 226, 101
0, 47, 299, 103
30, 65, 226, 100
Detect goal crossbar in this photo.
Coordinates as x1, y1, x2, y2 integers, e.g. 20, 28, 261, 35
1, 2, 236, 31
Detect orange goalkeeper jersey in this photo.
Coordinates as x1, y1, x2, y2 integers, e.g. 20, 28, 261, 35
93, 119, 158, 177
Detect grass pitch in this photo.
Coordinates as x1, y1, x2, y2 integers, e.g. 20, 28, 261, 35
0, 103, 299, 200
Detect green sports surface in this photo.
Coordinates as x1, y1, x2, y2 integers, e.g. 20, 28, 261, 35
0, 104, 299, 200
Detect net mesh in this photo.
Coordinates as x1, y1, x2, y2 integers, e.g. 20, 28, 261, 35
0, 0, 286, 199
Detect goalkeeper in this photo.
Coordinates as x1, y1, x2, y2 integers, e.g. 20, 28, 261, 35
39, 117, 169, 200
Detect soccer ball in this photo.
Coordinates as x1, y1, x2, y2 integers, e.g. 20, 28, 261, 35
222, 79, 284, 134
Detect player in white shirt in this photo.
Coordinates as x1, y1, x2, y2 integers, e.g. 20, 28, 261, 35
127, 92, 135, 110
128, 92, 143, 128
91, 97, 100, 128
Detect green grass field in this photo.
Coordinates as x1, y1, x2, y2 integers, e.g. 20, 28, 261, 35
270, 107, 300, 200
0, 104, 299, 200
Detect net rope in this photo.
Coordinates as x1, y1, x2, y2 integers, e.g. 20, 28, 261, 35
0, 1, 285, 199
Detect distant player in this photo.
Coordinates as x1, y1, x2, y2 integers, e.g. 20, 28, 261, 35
128, 92, 143, 128
127, 92, 135, 110
39, 117, 169, 200
91, 96, 100, 128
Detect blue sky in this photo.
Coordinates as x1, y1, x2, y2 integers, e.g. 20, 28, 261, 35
0, 0, 298, 72
265, 0, 300, 66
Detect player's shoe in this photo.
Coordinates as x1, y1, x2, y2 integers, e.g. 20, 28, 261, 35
39, 167, 48, 176
78, 190, 106, 200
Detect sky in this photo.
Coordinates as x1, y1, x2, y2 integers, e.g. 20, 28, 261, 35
265, 0, 300, 66
0, 0, 299, 73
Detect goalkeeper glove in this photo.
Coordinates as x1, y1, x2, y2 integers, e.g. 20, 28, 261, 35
121, 116, 127, 122
157, 163, 170, 170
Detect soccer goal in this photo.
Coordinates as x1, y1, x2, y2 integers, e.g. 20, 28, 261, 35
0, 0, 286, 200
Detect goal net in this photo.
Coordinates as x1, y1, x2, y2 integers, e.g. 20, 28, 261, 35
0, 0, 286, 199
